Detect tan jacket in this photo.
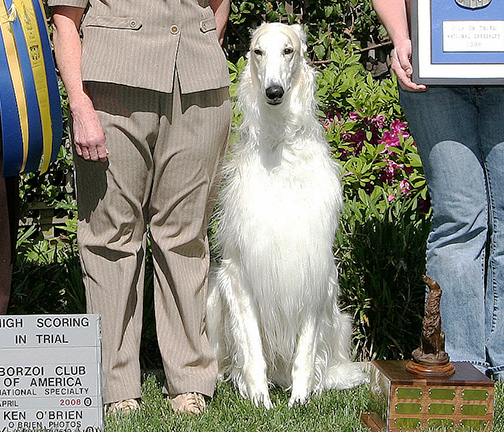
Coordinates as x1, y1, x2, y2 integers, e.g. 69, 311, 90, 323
48, 0, 230, 94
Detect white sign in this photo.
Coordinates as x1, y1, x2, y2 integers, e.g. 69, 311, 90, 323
443, 20, 504, 52
0, 315, 103, 432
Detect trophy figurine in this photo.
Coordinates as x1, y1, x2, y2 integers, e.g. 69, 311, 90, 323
405, 275, 455, 376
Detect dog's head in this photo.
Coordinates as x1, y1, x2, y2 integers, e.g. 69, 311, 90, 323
248, 23, 308, 106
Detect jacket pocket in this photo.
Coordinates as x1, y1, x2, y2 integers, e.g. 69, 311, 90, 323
200, 16, 216, 33
83, 16, 142, 30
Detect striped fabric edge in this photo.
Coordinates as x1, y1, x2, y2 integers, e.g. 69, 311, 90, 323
0, 0, 62, 177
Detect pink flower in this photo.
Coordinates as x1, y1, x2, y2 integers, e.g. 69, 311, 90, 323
349, 111, 361, 121
371, 114, 385, 129
341, 131, 351, 142
377, 118, 412, 155
391, 119, 410, 138
399, 180, 411, 194
381, 160, 401, 185
322, 111, 342, 131
379, 131, 401, 155
388, 194, 395, 202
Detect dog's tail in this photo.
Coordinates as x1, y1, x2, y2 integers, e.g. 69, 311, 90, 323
324, 310, 369, 390
325, 361, 369, 390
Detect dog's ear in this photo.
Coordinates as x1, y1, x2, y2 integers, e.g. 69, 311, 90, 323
290, 24, 306, 40
290, 24, 307, 56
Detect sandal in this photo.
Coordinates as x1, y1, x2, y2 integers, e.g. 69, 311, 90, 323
105, 398, 140, 414
169, 392, 206, 415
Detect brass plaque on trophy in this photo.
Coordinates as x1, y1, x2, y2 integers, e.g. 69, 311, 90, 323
362, 360, 494, 431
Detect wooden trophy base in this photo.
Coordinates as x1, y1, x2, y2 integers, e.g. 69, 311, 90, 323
361, 360, 494, 432
405, 360, 456, 377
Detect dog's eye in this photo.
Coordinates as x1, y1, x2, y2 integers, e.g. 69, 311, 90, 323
254, 49, 263, 56
284, 47, 294, 55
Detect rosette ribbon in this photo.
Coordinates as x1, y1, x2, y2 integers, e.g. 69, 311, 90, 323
0, 0, 62, 177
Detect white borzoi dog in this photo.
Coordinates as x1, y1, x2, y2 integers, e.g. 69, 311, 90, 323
206, 23, 367, 409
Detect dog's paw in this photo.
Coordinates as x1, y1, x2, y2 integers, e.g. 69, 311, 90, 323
244, 370, 272, 409
250, 391, 273, 410
288, 390, 310, 408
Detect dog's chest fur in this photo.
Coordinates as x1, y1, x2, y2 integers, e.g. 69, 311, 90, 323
219, 139, 341, 303
237, 145, 335, 227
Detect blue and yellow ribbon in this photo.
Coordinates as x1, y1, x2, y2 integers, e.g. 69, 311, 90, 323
0, 0, 62, 177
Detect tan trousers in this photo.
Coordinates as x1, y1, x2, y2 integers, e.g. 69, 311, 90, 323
74, 80, 230, 404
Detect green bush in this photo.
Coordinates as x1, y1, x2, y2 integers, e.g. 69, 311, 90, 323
313, 42, 429, 360
227, 0, 386, 60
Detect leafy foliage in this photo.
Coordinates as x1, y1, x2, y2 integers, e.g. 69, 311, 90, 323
227, 0, 387, 62
10, 245, 84, 315
312, 45, 430, 360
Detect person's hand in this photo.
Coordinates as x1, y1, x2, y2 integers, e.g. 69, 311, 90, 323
71, 102, 108, 162
391, 38, 427, 92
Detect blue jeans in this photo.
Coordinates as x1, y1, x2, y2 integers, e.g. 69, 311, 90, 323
399, 86, 504, 381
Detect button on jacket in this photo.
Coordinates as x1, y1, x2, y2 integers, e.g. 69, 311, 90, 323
47, 0, 231, 94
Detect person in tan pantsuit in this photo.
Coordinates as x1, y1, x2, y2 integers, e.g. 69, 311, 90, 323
49, 0, 231, 414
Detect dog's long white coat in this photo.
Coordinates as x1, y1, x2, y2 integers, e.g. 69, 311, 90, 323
207, 23, 367, 409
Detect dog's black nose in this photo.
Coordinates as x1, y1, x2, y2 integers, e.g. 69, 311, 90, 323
266, 86, 284, 103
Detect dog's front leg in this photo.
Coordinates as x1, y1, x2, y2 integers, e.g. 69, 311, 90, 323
206, 270, 227, 377
289, 315, 318, 407
218, 261, 273, 409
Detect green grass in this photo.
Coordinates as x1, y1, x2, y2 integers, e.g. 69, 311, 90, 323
105, 375, 504, 432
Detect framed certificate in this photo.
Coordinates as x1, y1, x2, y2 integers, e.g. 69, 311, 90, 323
411, 0, 504, 85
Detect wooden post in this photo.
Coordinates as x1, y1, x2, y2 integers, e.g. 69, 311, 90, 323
285, 1, 294, 15
39, 208, 55, 239
283, 1, 304, 21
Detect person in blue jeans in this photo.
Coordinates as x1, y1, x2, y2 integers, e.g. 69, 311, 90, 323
373, 0, 504, 381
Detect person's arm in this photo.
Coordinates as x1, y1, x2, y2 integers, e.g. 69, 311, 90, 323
209, 0, 230, 45
372, 0, 426, 91
51, 6, 108, 161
